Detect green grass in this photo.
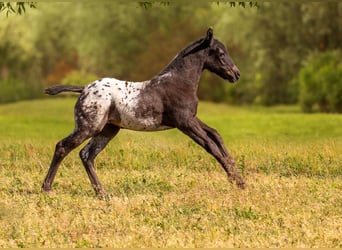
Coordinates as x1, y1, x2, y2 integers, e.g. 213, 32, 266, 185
0, 98, 341, 247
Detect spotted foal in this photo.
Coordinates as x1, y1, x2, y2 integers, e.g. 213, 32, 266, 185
42, 28, 246, 197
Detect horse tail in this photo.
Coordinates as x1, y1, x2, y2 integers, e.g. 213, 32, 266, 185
45, 85, 84, 95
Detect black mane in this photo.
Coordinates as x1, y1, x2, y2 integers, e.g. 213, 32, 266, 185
158, 36, 207, 75
179, 37, 206, 58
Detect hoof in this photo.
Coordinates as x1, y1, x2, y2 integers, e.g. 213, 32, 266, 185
227, 175, 246, 189
97, 192, 111, 201
41, 187, 57, 197
236, 179, 246, 189
95, 188, 110, 200
41, 184, 52, 193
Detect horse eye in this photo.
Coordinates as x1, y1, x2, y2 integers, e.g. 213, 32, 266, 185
216, 48, 224, 57
218, 51, 226, 59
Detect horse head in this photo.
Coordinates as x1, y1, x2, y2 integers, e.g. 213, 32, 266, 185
199, 28, 241, 83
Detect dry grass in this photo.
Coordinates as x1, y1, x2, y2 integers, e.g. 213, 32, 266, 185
0, 99, 341, 247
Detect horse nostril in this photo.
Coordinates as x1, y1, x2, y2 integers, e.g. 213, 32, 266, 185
232, 65, 240, 79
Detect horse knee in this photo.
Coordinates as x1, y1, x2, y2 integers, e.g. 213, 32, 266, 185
54, 141, 68, 158
55, 133, 86, 157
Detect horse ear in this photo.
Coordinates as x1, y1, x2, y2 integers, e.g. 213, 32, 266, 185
205, 28, 214, 47
181, 28, 214, 57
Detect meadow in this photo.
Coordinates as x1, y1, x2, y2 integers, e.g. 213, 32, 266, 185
0, 97, 341, 247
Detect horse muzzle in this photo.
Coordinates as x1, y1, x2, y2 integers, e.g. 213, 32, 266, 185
226, 65, 240, 83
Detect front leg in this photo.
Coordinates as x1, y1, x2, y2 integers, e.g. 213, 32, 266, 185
178, 117, 246, 189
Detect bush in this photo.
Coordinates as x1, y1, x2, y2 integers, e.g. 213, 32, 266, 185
0, 78, 43, 103
299, 50, 342, 113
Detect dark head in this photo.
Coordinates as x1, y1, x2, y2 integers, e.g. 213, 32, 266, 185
201, 28, 240, 83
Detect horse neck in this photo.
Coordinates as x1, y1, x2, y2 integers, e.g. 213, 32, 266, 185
159, 51, 206, 86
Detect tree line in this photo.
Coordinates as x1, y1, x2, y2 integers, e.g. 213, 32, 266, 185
0, 2, 341, 111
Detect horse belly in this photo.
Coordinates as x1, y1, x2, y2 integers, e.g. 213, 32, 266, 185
115, 105, 171, 131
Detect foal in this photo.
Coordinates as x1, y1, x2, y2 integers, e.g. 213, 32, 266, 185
42, 28, 246, 197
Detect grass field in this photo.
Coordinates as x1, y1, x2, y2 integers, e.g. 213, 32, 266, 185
0, 97, 341, 247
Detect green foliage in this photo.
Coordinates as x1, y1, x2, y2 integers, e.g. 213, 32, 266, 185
138, 1, 258, 9
61, 70, 99, 86
0, 6, 43, 103
0, 78, 42, 103
0, 2, 36, 16
214, 2, 342, 106
299, 50, 342, 113
0, 2, 341, 106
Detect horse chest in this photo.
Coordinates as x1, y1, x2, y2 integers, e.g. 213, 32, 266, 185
84, 78, 170, 131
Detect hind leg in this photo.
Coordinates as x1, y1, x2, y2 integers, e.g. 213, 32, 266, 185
42, 129, 92, 193
42, 96, 110, 193
79, 124, 120, 197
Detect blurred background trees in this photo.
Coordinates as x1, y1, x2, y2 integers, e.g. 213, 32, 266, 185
0, 2, 341, 112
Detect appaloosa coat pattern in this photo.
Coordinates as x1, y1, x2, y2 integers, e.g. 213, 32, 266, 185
42, 28, 246, 197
